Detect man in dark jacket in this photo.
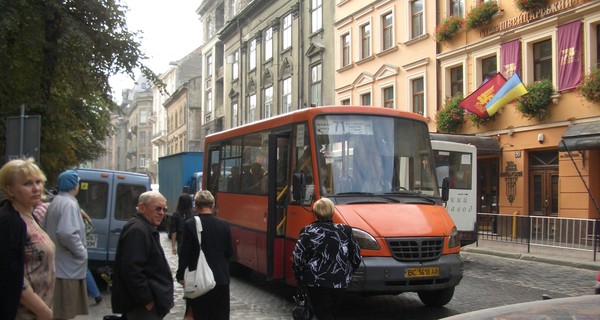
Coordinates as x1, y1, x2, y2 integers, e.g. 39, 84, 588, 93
112, 191, 174, 319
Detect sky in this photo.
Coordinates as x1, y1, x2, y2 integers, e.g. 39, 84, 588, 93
109, 0, 203, 102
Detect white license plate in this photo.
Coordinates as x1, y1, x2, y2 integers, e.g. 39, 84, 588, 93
87, 234, 98, 248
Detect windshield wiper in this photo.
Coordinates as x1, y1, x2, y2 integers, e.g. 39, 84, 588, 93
384, 191, 437, 204
335, 192, 375, 196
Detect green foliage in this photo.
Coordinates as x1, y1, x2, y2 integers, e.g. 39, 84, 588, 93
468, 111, 499, 128
0, 0, 157, 182
435, 16, 464, 43
466, 1, 500, 30
516, 80, 555, 121
580, 68, 600, 103
515, 0, 549, 12
436, 94, 465, 133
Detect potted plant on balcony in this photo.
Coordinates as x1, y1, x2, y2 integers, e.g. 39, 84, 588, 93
516, 79, 554, 121
435, 94, 465, 133
466, 0, 500, 30
435, 15, 464, 43
515, 0, 548, 12
580, 68, 600, 103
468, 111, 499, 128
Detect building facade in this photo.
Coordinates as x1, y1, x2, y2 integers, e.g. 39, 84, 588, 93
436, 0, 600, 220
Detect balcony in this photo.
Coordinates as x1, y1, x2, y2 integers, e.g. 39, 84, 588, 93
151, 130, 167, 145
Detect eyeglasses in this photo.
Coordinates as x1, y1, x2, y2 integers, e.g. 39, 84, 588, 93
154, 206, 168, 213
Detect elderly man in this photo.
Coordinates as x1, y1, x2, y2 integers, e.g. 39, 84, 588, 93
43, 170, 89, 319
111, 191, 174, 320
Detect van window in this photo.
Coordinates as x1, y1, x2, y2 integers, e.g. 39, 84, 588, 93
115, 184, 147, 221
78, 181, 109, 219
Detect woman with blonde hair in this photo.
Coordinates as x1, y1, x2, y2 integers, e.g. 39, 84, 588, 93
0, 158, 55, 319
292, 197, 362, 320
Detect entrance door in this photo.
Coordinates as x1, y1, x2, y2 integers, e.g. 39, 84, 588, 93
529, 151, 558, 216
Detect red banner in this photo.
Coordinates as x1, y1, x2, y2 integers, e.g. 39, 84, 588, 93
558, 20, 582, 91
459, 73, 507, 118
501, 40, 521, 79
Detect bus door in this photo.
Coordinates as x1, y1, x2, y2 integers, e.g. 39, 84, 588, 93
266, 133, 290, 280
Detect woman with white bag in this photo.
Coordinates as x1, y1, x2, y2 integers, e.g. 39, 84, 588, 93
176, 190, 233, 320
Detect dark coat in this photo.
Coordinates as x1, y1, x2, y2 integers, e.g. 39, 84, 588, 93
176, 214, 233, 285
111, 214, 174, 317
0, 200, 27, 319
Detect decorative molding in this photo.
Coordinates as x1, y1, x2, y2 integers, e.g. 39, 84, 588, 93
374, 64, 399, 80
353, 72, 374, 87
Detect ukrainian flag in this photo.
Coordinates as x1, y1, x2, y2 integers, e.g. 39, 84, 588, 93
485, 73, 528, 116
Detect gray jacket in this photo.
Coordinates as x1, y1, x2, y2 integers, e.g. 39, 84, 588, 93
43, 191, 87, 279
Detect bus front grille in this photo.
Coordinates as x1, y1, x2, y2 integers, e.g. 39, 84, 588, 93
386, 237, 443, 262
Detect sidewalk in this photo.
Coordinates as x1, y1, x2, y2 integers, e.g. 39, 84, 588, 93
461, 238, 600, 271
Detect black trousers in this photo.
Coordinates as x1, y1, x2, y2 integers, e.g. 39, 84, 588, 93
306, 287, 346, 320
188, 284, 230, 320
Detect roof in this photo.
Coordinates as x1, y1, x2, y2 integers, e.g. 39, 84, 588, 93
558, 120, 600, 151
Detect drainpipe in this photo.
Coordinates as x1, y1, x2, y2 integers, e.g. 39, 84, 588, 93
298, 0, 304, 109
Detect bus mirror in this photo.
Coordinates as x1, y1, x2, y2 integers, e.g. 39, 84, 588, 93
293, 173, 306, 201
441, 177, 450, 202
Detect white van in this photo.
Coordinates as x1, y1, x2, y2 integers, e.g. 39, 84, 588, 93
75, 169, 150, 273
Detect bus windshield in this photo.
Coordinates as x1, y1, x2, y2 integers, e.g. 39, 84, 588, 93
314, 114, 438, 196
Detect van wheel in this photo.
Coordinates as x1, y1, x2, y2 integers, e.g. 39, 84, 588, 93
417, 286, 455, 307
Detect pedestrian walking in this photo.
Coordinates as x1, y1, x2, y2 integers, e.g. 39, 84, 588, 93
43, 170, 89, 319
0, 158, 55, 320
176, 190, 233, 320
111, 191, 174, 319
169, 193, 195, 255
292, 197, 363, 320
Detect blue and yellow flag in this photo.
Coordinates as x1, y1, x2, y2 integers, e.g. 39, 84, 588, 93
485, 73, 528, 116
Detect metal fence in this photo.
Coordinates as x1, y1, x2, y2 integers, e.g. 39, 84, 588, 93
476, 213, 600, 261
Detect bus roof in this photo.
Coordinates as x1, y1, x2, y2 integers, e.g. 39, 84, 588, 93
206, 106, 427, 142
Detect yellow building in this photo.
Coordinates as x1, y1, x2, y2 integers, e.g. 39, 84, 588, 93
437, 0, 600, 220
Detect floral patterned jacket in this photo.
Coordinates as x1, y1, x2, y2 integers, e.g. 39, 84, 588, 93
292, 220, 362, 288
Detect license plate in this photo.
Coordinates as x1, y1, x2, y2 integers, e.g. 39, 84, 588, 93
404, 267, 440, 278
87, 234, 98, 249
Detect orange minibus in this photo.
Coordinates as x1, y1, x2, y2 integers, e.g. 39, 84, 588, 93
203, 106, 463, 306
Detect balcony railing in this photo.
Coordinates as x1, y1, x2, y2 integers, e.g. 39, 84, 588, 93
477, 213, 599, 261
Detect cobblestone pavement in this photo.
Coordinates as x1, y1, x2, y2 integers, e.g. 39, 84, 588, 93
76, 232, 598, 320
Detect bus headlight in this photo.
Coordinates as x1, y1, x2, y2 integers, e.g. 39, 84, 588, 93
448, 226, 460, 248
352, 228, 380, 250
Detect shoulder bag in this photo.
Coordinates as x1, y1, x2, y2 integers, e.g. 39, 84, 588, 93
183, 216, 216, 298
292, 283, 313, 320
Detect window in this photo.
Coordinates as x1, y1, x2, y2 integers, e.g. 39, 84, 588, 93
360, 92, 371, 106
249, 94, 256, 122
264, 86, 273, 118
360, 23, 371, 59
383, 87, 394, 108
249, 39, 256, 71
411, 0, 424, 39
232, 102, 238, 128
533, 40, 552, 81
207, 54, 213, 77
139, 131, 146, 145
310, 64, 322, 106
206, 91, 212, 114
341, 98, 350, 105
282, 77, 292, 113
382, 12, 394, 51
140, 110, 149, 124
282, 14, 292, 50
232, 51, 239, 81
139, 155, 146, 168
450, 66, 463, 97
311, 0, 322, 33
412, 77, 424, 115
341, 33, 351, 67
451, 0, 465, 17
264, 28, 273, 62
481, 56, 497, 82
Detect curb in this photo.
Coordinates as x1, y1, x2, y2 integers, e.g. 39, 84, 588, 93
461, 246, 600, 271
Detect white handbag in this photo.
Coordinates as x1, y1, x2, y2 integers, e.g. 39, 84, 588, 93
183, 216, 216, 298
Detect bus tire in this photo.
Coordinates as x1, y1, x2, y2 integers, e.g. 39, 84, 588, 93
417, 286, 455, 307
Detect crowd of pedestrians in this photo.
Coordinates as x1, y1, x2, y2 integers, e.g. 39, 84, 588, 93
0, 157, 363, 320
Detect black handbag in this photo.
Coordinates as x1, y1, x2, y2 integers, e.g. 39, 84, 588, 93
292, 284, 313, 320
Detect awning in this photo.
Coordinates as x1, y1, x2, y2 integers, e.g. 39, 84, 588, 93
558, 120, 600, 151
430, 133, 501, 155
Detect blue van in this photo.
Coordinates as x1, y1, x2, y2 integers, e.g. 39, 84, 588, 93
75, 169, 150, 273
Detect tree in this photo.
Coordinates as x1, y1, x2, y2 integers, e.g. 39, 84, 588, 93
0, 0, 160, 183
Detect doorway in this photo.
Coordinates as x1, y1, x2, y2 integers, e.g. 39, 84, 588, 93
528, 151, 558, 216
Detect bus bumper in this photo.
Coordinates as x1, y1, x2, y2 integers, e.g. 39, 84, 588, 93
348, 253, 463, 294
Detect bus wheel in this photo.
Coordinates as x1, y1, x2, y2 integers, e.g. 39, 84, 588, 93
417, 286, 455, 307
